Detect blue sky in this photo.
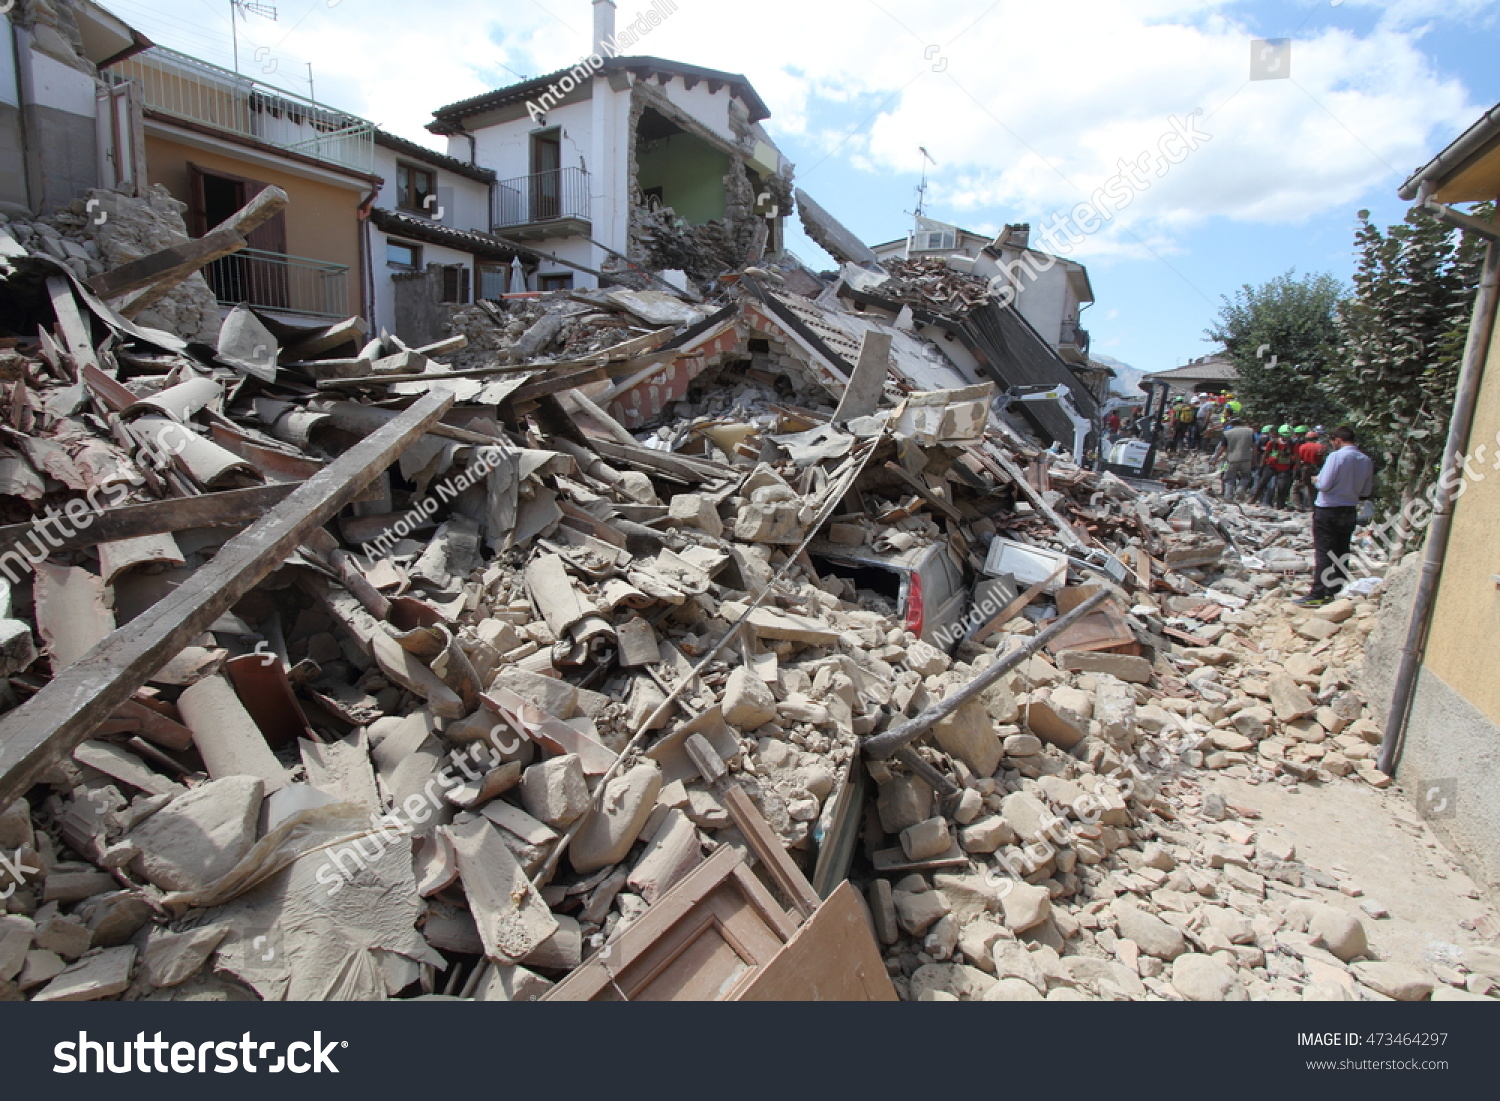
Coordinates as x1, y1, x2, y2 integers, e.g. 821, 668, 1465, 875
103, 0, 1500, 373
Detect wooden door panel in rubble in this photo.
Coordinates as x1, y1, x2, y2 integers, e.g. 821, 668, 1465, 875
545, 845, 799, 1001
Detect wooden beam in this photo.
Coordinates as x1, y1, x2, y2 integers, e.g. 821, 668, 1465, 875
314, 327, 675, 391
506, 352, 675, 405
0, 391, 454, 808
118, 186, 289, 317
46, 278, 99, 373
971, 564, 1067, 646
974, 439, 1089, 550
86, 225, 246, 302
0, 484, 300, 558
325, 401, 504, 447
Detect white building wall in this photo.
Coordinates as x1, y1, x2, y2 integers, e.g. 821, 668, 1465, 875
371, 148, 491, 234
653, 78, 737, 146
589, 78, 632, 269
467, 97, 595, 185
368, 228, 475, 335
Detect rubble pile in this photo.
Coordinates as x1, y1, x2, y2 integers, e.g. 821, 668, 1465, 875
878, 257, 997, 315
0, 183, 1490, 1004
1, 185, 223, 343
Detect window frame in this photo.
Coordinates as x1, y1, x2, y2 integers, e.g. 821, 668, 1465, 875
387, 239, 422, 272
396, 162, 439, 217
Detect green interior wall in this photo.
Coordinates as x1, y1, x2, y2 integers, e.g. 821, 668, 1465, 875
635, 133, 730, 226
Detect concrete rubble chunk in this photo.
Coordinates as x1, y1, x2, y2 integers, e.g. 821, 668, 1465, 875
520, 754, 589, 828
869, 880, 899, 945
1113, 903, 1187, 960
722, 666, 777, 731
19, 950, 67, 991
933, 698, 1002, 778
900, 817, 952, 862
126, 775, 264, 893
999, 882, 1051, 932
1170, 952, 1246, 1002
1001, 792, 1062, 844
893, 889, 949, 936
1308, 905, 1367, 963
0, 916, 32, 981
1351, 962, 1434, 1002
142, 924, 231, 988
1057, 650, 1153, 683
982, 977, 1045, 1001
625, 809, 702, 902
569, 764, 663, 875
960, 815, 1016, 854
991, 940, 1046, 992
32, 945, 136, 1002
1025, 696, 1088, 750
446, 816, 558, 964
1268, 673, 1317, 723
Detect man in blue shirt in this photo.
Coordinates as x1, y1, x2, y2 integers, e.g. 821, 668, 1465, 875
1298, 426, 1375, 607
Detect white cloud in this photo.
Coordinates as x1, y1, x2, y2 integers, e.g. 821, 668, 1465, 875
101, 0, 1482, 262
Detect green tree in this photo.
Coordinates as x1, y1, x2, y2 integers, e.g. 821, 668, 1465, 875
1206, 270, 1347, 427
1330, 204, 1491, 508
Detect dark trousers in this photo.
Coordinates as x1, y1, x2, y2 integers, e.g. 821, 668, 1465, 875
1312, 505, 1358, 598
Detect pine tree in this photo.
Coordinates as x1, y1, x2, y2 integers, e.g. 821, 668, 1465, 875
1206, 271, 1347, 428
1330, 204, 1491, 508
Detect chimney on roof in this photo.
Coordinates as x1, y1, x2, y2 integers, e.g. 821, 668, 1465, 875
593, 0, 616, 57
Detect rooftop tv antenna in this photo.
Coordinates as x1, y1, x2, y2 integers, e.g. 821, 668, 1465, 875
230, 0, 278, 75
913, 146, 937, 226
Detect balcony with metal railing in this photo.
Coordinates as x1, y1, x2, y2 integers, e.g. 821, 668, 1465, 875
105, 46, 376, 176
205, 248, 350, 320
492, 167, 591, 240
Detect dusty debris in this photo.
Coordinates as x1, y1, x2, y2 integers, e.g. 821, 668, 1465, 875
0, 145, 1489, 1006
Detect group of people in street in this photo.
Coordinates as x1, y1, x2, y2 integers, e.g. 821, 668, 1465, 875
1156, 391, 1377, 609
1164, 392, 1239, 454
1215, 420, 1331, 510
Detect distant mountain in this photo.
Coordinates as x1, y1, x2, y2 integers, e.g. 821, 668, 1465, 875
1091, 354, 1147, 398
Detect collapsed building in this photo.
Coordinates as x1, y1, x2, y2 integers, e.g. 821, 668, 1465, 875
0, 0, 1494, 1006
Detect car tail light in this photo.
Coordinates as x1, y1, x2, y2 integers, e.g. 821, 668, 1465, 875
904, 571, 924, 637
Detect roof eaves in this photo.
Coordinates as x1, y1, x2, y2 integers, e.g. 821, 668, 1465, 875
374, 130, 496, 183
1399, 101, 1500, 201
430, 55, 772, 129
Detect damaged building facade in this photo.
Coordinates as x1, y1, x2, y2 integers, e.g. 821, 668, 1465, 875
427, 0, 794, 290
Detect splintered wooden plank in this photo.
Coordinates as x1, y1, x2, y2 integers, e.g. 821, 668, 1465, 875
0, 484, 300, 558
85, 225, 246, 301
115, 187, 289, 317
0, 390, 455, 808
46, 278, 99, 373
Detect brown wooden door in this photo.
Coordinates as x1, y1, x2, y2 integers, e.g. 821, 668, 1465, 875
188, 163, 290, 310
530, 132, 561, 222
